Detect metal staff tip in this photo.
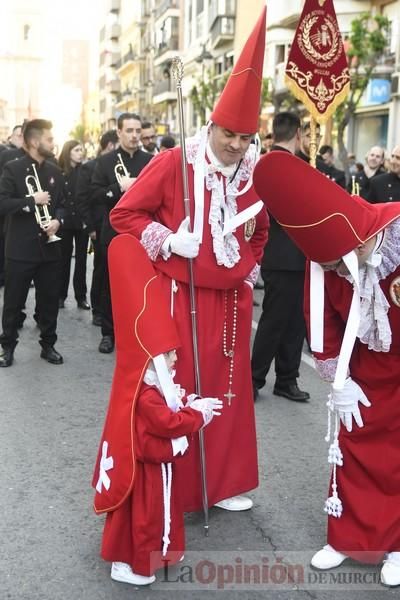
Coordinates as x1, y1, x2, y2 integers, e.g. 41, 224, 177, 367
171, 56, 184, 85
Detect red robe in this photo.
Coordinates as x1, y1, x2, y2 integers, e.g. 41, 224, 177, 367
101, 383, 204, 576
304, 258, 400, 563
111, 146, 268, 511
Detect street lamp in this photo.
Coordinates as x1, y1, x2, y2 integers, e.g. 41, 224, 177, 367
196, 43, 213, 65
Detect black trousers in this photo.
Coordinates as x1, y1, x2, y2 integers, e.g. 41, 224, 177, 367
0, 258, 62, 350
0, 231, 4, 286
90, 229, 106, 317
251, 269, 306, 389
100, 245, 113, 338
59, 228, 88, 301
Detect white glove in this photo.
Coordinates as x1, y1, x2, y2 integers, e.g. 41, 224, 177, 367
188, 397, 223, 426
168, 216, 200, 259
329, 377, 371, 432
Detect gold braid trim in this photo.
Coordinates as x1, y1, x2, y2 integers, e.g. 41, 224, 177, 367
231, 67, 262, 82
277, 212, 400, 244
285, 75, 350, 124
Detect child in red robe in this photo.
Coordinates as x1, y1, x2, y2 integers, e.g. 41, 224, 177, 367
92, 234, 222, 586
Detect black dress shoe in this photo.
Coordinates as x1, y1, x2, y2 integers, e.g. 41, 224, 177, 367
58, 299, 65, 309
0, 348, 14, 367
98, 335, 114, 354
273, 383, 310, 402
17, 311, 27, 329
253, 386, 259, 402
40, 346, 63, 365
77, 300, 90, 310
92, 314, 102, 327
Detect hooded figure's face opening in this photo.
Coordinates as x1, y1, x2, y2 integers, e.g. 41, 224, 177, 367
209, 125, 253, 166
164, 349, 177, 373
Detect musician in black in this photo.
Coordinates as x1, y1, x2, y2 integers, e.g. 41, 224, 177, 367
0, 119, 64, 367
75, 129, 118, 326
252, 113, 310, 403
0, 124, 25, 287
58, 140, 89, 309
367, 145, 400, 203
91, 113, 152, 353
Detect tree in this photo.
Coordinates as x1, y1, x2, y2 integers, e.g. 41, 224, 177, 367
335, 13, 391, 168
69, 123, 87, 142
190, 71, 273, 126
190, 68, 227, 125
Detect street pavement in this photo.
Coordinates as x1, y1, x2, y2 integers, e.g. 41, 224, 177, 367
0, 271, 396, 600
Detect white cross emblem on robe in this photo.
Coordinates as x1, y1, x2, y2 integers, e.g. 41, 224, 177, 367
96, 440, 114, 493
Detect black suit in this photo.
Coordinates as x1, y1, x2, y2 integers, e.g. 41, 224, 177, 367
0, 155, 64, 352
76, 158, 105, 317
252, 146, 321, 391
91, 148, 152, 337
348, 166, 386, 199
0, 147, 25, 285
59, 164, 89, 302
366, 172, 400, 204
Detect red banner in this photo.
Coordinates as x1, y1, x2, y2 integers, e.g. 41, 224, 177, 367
285, 0, 350, 123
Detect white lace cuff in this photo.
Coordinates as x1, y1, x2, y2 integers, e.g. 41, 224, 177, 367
314, 356, 340, 382
141, 222, 172, 261
246, 264, 260, 286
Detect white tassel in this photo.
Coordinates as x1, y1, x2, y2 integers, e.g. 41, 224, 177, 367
324, 405, 343, 518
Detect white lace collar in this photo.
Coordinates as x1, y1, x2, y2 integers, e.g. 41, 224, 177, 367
342, 219, 400, 352
186, 130, 257, 268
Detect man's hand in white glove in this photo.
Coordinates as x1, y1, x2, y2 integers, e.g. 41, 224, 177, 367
167, 216, 200, 259
188, 397, 223, 426
329, 377, 371, 432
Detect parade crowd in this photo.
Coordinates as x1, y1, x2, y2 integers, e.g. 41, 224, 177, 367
2, 5, 400, 592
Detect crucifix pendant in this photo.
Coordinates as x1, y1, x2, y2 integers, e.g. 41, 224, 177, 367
224, 390, 236, 406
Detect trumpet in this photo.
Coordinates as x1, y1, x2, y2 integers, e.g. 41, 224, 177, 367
351, 175, 360, 196
25, 163, 61, 243
114, 153, 130, 186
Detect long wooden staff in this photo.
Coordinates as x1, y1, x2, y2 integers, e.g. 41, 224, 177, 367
171, 56, 209, 535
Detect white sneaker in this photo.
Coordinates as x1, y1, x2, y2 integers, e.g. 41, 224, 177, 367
214, 495, 253, 511
111, 562, 155, 585
381, 552, 400, 587
311, 545, 348, 570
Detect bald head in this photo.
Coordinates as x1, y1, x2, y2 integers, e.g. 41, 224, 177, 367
365, 146, 385, 171
390, 145, 400, 176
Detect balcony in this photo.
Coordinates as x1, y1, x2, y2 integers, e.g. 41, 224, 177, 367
110, 23, 121, 40
155, 36, 179, 62
116, 49, 138, 73
108, 78, 120, 94
155, 0, 179, 20
109, 0, 120, 13
210, 16, 235, 49
153, 77, 176, 103
209, 0, 235, 28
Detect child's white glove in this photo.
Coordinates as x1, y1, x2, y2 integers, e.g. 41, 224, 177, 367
328, 377, 371, 432
188, 397, 223, 425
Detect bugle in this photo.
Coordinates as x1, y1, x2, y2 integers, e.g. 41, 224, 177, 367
25, 164, 60, 243
114, 153, 130, 186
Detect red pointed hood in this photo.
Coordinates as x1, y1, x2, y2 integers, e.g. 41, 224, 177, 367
253, 151, 400, 262
210, 6, 267, 133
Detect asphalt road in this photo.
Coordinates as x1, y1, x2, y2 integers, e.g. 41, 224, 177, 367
0, 268, 396, 600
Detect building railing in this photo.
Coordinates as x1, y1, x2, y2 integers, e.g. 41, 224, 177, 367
210, 16, 235, 46
156, 36, 179, 58
155, 0, 179, 20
